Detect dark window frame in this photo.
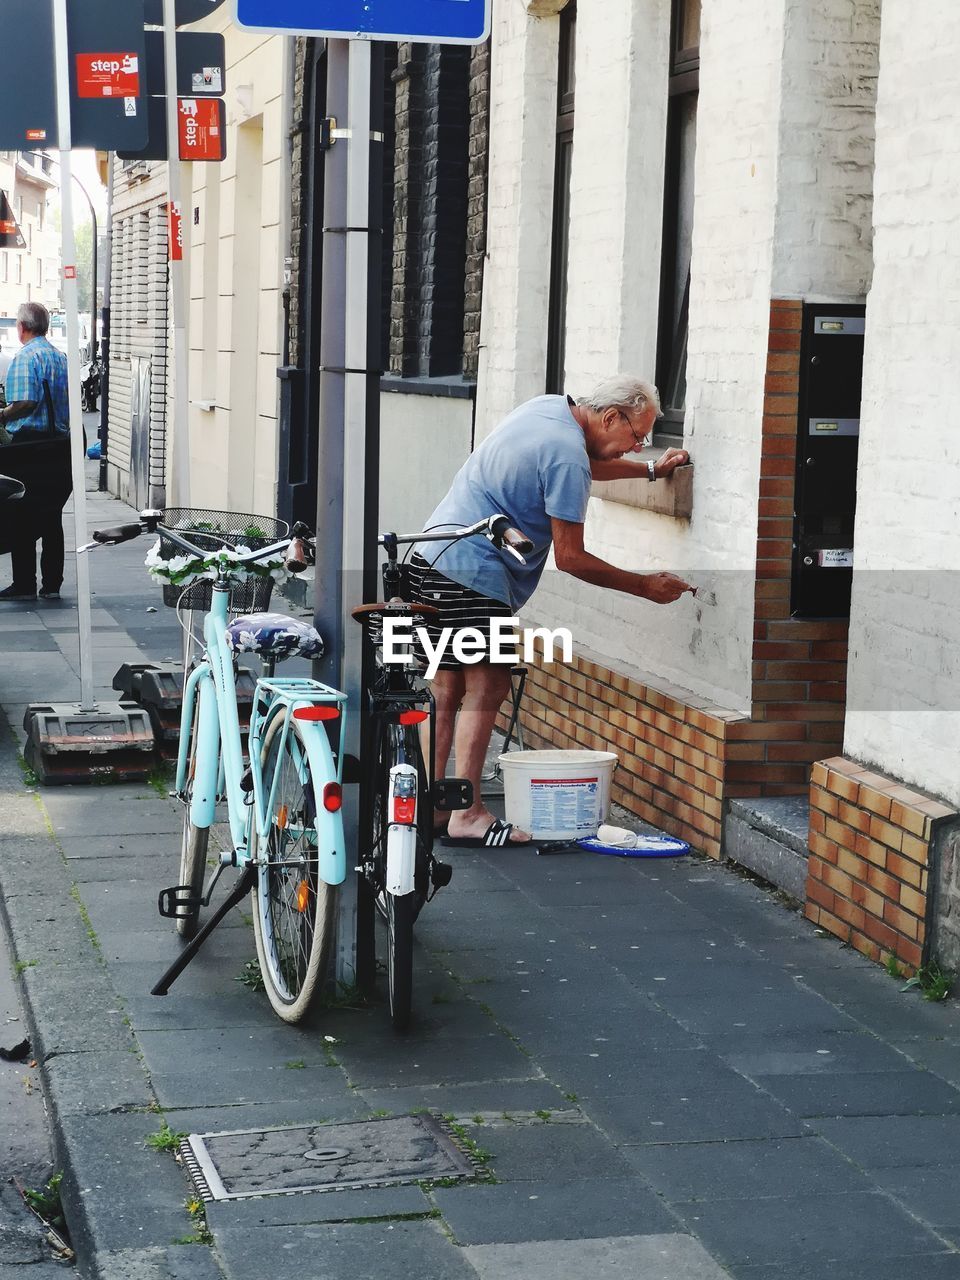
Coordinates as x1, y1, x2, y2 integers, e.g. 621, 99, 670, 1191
545, 1, 576, 397
655, 0, 699, 446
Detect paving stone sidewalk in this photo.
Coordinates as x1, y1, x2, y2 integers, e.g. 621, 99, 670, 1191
2, 475, 960, 1279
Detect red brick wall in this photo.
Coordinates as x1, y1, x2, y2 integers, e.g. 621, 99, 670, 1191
744, 299, 848, 794
807, 757, 958, 971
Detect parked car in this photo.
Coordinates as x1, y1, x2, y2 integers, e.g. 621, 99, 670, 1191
48, 313, 91, 364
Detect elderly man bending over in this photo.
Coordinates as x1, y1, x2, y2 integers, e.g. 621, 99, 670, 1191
409, 375, 693, 848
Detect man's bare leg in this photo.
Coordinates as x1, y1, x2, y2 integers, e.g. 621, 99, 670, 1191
429, 668, 465, 828
446, 663, 531, 843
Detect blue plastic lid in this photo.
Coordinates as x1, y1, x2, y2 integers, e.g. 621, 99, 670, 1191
577, 833, 690, 858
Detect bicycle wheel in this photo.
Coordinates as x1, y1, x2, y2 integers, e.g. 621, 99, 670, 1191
177, 678, 213, 940
252, 711, 337, 1023
370, 722, 430, 1031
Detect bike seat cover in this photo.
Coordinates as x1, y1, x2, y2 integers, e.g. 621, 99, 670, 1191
225, 613, 324, 660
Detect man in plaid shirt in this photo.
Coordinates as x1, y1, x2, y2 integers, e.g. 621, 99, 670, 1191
0, 301, 70, 600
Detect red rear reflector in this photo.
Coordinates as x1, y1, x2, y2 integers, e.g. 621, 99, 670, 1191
294, 705, 340, 721
393, 797, 416, 823
323, 782, 342, 812
398, 710, 429, 725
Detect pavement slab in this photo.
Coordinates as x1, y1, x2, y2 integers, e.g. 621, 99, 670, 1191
462, 1233, 735, 1280
213, 1218, 478, 1280
431, 1176, 679, 1245
620, 1134, 870, 1201
672, 1190, 947, 1267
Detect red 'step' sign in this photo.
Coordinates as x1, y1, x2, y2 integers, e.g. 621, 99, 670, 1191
177, 98, 223, 162
76, 53, 141, 99
168, 202, 183, 262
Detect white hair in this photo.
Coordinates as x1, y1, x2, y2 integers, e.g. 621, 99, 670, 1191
17, 301, 49, 335
577, 375, 663, 418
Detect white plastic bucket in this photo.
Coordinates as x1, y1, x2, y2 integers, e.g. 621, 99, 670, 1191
499, 749, 619, 841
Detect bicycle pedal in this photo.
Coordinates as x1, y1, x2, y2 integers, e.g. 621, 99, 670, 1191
158, 884, 202, 919
430, 860, 453, 890
432, 777, 473, 811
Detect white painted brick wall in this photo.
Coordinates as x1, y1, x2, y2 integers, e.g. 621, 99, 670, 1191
476, 0, 820, 714
772, 0, 880, 298
474, 2, 559, 438
562, 0, 668, 389
843, 0, 960, 805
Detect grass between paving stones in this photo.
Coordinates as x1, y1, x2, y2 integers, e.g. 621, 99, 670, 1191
236, 958, 265, 992
69, 884, 102, 955
439, 1115, 496, 1184
145, 762, 174, 799
16, 750, 39, 789
173, 1197, 213, 1247
22, 1171, 67, 1235
13, 958, 38, 976
885, 952, 954, 1000
145, 1121, 188, 1153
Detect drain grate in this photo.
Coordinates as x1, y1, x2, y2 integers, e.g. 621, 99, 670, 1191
179, 1112, 480, 1201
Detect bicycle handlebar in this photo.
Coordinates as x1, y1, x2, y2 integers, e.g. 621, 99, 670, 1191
92, 522, 144, 546
377, 513, 534, 564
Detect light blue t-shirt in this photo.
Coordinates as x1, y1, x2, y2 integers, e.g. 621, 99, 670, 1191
415, 395, 592, 609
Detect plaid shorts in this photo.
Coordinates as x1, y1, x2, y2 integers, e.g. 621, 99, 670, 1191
406, 553, 518, 671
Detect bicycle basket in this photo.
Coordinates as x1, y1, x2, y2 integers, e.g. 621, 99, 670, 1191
158, 508, 289, 613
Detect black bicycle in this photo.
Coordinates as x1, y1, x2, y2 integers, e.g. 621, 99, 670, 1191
352, 514, 532, 1030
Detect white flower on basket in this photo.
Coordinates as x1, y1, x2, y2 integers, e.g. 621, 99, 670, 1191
144, 537, 287, 588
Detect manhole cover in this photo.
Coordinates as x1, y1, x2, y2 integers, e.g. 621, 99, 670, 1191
180, 1113, 480, 1201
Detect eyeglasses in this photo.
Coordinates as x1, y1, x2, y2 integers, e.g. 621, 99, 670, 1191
619, 411, 646, 451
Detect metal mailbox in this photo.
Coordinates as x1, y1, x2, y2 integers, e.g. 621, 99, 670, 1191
791, 303, 865, 619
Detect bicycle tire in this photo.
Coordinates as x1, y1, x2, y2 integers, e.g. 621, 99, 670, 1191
177, 679, 210, 941
370, 721, 430, 1030
252, 711, 337, 1023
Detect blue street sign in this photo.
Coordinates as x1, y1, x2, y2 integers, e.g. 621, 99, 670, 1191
232, 0, 491, 44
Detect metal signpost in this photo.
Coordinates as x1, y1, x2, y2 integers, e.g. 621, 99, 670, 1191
231, 0, 491, 987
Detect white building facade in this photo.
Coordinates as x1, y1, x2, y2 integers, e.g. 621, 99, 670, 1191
0, 151, 60, 319
469, 0, 959, 973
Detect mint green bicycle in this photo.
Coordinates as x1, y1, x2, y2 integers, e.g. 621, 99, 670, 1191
91, 508, 346, 1023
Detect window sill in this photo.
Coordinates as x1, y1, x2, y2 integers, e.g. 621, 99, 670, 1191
591, 456, 693, 519
380, 374, 476, 401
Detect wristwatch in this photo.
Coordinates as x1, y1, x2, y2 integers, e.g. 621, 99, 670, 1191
646, 460, 656, 481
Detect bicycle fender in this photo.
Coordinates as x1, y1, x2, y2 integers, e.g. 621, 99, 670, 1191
386, 823, 417, 895
292, 717, 347, 887
386, 761, 418, 895
189, 672, 221, 830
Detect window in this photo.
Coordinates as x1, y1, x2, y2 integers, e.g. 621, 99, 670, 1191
36, 257, 42, 286
0, 253, 6, 283
656, 0, 700, 439
15, 254, 22, 285
545, 1, 576, 396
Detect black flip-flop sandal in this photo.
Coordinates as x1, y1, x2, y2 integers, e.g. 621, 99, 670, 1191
441, 819, 534, 848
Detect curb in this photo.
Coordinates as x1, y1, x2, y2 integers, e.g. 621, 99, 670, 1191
0, 715, 227, 1280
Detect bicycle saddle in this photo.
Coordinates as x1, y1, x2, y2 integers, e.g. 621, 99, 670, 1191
225, 612, 324, 660
351, 600, 440, 624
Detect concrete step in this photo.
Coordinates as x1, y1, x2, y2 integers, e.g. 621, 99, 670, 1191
723, 795, 811, 902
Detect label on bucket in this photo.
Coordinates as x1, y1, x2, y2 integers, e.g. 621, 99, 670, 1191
530, 776, 600, 834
